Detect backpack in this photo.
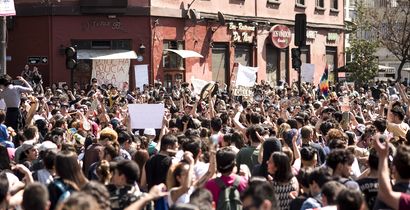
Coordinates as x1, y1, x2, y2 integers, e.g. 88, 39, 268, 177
54, 180, 71, 203
215, 176, 243, 210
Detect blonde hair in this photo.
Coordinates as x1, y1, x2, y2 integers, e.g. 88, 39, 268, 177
278, 123, 291, 139
96, 160, 111, 185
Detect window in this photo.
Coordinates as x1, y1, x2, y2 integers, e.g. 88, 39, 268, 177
175, 74, 183, 81
72, 39, 131, 50
301, 46, 310, 64
267, 0, 281, 4
326, 47, 337, 83
163, 41, 184, 69
331, 0, 338, 10
349, 0, 355, 7
316, 0, 324, 8
296, 0, 305, 6
234, 44, 252, 66
80, 0, 127, 8
212, 44, 229, 86
266, 45, 278, 85
164, 74, 172, 90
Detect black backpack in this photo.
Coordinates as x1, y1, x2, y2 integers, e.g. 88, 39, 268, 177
215, 176, 242, 210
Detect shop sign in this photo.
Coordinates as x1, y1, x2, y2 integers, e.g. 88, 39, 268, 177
327, 33, 338, 41
270, 25, 292, 49
229, 22, 255, 43
228, 22, 255, 31
27, 56, 48, 65
232, 31, 253, 43
82, 19, 125, 32
307, 30, 318, 39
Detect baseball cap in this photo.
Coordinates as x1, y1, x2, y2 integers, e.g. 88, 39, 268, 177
143, 128, 156, 136
36, 141, 57, 152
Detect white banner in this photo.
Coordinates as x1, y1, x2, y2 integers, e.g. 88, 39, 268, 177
128, 104, 165, 129
236, 64, 258, 87
0, 0, 15, 16
0, 99, 5, 110
134, 64, 149, 90
301, 63, 315, 83
191, 77, 212, 95
92, 59, 130, 88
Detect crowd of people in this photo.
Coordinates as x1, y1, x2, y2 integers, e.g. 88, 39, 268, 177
0, 69, 408, 210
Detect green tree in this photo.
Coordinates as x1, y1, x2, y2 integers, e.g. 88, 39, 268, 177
363, 0, 410, 81
346, 38, 379, 85
346, 0, 379, 85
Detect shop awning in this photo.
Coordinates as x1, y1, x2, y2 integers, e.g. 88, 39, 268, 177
163, 49, 203, 58
378, 65, 395, 71
402, 67, 410, 71
77, 50, 138, 60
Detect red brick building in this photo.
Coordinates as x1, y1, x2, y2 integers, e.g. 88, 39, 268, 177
7, 0, 344, 89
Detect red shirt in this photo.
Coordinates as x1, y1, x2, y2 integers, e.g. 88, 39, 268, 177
204, 174, 248, 205
399, 193, 410, 210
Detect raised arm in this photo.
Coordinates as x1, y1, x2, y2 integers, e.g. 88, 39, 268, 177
17, 76, 33, 92
373, 135, 401, 210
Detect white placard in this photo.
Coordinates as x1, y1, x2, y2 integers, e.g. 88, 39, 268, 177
128, 104, 164, 129
301, 63, 315, 83
0, 99, 5, 110
236, 64, 258, 87
92, 59, 130, 88
191, 77, 212, 95
134, 65, 149, 90
0, 0, 16, 16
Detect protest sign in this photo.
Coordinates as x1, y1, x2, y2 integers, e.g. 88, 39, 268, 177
0, 0, 16, 16
191, 77, 212, 95
128, 104, 165, 129
0, 99, 5, 110
92, 59, 130, 88
236, 64, 257, 87
301, 64, 315, 83
232, 85, 254, 97
135, 64, 149, 90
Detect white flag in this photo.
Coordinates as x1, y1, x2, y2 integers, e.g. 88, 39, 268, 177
236, 64, 258, 87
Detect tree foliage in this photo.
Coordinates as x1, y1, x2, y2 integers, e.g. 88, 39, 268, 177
346, 0, 379, 85
346, 39, 379, 85
363, 0, 410, 81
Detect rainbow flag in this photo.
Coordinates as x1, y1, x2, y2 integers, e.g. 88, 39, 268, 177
320, 67, 329, 98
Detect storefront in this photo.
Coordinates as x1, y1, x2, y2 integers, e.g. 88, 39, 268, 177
257, 25, 344, 86
7, 15, 343, 89
151, 19, 258, 90
7, 15, 151, 88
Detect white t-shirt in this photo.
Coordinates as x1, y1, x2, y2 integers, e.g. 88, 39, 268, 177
194, 161, 209, 181
168, 187, 194, 207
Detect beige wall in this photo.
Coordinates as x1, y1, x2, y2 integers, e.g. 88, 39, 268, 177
151, 0, 344, 26
15, 0, 150, 7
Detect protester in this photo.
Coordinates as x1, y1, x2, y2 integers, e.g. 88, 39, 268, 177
0, 71, 409, 210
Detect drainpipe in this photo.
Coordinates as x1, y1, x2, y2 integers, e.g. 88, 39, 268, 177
254, 0, 258, 71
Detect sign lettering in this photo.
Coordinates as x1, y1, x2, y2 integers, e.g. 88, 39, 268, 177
270, 25, 292, 49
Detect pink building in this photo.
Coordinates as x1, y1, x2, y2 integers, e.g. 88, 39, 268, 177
7, 0, 344, 88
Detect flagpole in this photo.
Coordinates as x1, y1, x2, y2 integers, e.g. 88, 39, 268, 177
0, 16, 6, 75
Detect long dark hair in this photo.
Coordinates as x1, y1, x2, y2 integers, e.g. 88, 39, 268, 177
0, 145, 10, 170
259, 138, 282, 178
270, 152, 294, 183
55, 150, 88, 188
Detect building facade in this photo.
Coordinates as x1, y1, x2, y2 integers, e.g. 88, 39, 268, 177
7, 0, 344, 89
345, 0, 410, 81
